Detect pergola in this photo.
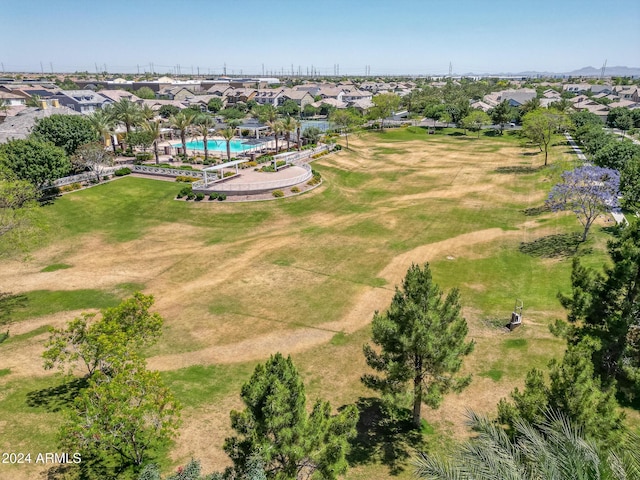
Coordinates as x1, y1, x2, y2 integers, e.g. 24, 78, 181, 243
202, 159, 245, 187
236, 122, 269, 139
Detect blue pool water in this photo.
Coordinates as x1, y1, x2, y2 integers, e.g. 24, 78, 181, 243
177, 139, 258, 153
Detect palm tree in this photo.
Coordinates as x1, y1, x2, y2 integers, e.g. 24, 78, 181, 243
414, 410, 640, 480
195, 115, 216, 162
143, 119, 162, 164
111, 98, 142, 135
294, 118, 302, 151
219, 127, 235, 161
88, 110, 117, 153
267, 119, 283, 153
140, 104, 156, 121
280, 116, 296, 151
170, 111, 197, 158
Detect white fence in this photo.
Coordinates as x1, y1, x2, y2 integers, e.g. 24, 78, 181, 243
132, 165, 205, 178
52, 167, 119, 187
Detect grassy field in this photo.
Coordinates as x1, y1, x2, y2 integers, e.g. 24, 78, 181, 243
0, 127, 624, 479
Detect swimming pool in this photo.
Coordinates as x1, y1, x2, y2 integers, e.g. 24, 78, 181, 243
175, 139, 259, 153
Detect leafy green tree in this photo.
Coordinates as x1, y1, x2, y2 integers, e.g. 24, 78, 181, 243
71, 142, 114, 182
362, 263, 475, 427
159, 104, 180, 119
522, 109, 568, 165
31, 114, 99, 156
571, 110, 604, 131
302, 103, 318, 118
127, 129, 156, 153
490, 100, 514, 134
607, 107, 634, 133
620, 158, 640, 209
330, 110, 363, 149
592, 140, 640, 170
302, 126, 321, 144
369, 93, 401, 129
135, 86, 157, 100
498, 338, 625, 448
138, 459, 213, 480
224, 353, 358, 480
60, 358, 181, 467
0, 167, 39, 253
219, 107, 246, 121
43, 292, 163, 377
0, 98, 9, 118
558, 219, 640, 401
277, 99, 300, 117
0, 139, 70, 189
415, 409, 640, 480
460, 110, 491, 138
206, 97, 223, 113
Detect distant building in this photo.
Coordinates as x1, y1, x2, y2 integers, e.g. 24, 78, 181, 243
50, 90, 110, 114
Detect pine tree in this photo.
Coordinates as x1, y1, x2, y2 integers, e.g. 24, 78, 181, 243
224, 353, 358, 480
559, 218, 640, 399
362, 263, 475, 427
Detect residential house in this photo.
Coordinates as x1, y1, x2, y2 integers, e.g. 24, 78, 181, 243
50, 90, 109, 114
0, 104, 81, 143
563, 83, 591, 94
157, 86, 196, 101
341, 89, 373, 103
279, 89, 314, 108
98, 89, 141, 103
225, 88, 257, 106
254, 88, 285, 107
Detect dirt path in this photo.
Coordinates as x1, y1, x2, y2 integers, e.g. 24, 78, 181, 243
147, 227, 519, 371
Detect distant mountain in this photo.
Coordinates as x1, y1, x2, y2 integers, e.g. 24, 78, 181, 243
457, 66, 640, 78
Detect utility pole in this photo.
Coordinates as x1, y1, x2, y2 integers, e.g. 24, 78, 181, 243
223, 63, 227, 76
137, 64, 140, 75
40, 61, 44, 75
50, 62, 53, 74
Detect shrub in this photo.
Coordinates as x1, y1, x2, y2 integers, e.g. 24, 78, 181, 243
59, 182, 83, 192
209, 193, 219, 200
217, 193, 227, 201
114, 167, 131, 176
195, 192, 205, 201
311, 150, 330, 159
223, 171, 236, 178
307, 169, 322, 186
241, 129, 251, 137
175, 175, 200, 183
291, 186, 300, 193
135, 152, 153, 161
276, 160, 286, 167
260, 165, 276, 172
186, 192, 196, 200
272, 189, 284, 198
177, 185, 192, 198
256, 154, 273, 164
333, 144, 342, 151
240, 161, 258, 168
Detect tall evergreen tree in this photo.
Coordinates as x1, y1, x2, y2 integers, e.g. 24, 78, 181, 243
224, 353, 358, 480
362, 263, 475, 427
559, 219, 640, 400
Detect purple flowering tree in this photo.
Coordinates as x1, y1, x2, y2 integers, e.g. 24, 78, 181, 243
546, 166, 620, 241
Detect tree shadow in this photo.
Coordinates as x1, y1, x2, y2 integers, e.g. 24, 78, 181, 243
482, 129, 501, 137
43, 452, 123, 480
519, 233, 585, 258
494, 165, 542, 174
345, 397, 427, 475
0, 292, 28, 326
446, 131, 466, 137
26, 377, 88, 412
521, 151, 541, 156
523, 204, 551, 216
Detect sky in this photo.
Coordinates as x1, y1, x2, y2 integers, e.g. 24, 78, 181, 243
2, 0, 639, 76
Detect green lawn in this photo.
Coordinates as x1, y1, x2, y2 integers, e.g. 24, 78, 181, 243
0, 127, 625, 480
